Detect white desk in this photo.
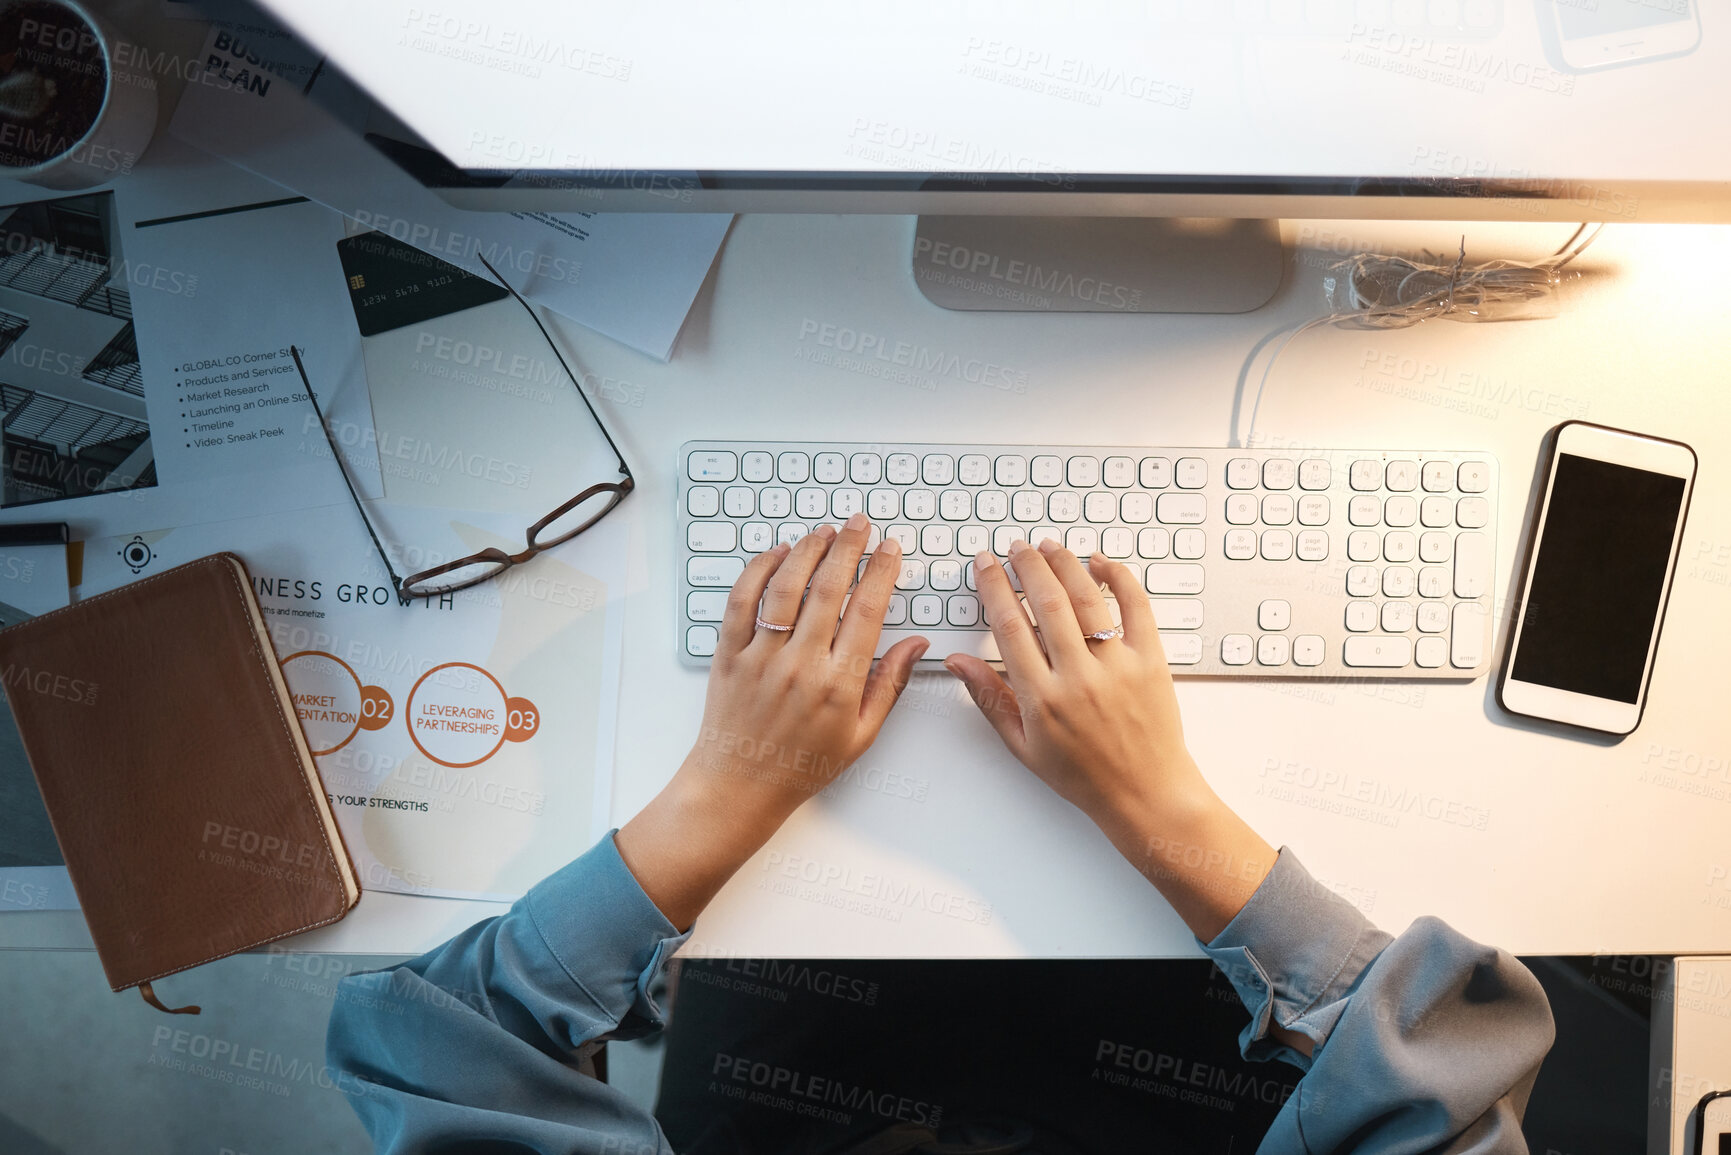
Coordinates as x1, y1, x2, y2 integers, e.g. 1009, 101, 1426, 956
5, 212, 1730, 960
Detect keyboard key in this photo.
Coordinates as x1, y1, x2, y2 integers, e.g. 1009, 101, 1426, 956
1031, 455, 1064, 486
1418, 566, 1450, 598
814, 452, 847, 483
1173, 529, 1206, 559
1293, 635, 1326, 666
1048, 492, 1080, 522
1382, 566, 1414, 598
976, 490, 1009, 521
1299, 459, 1331, 490
1345, 635, 1412, 667
1350, 460, 1382, 491
884, 524, 917, 552
686, 625, 719, 656
1139, 528, 1171, 558
923, 454, 955, 485
938, 490, 970, 520
1221, 634, 1253, 665
886, 453, 919, 484
1454, 531, 1490, 598
884, 594, 908, 626
1258, 634, 1290, 665
1067, 456, 1100, 487
796, 487, 827, 518
957, 525, 989, 554
1381, 602, 1415, 632
904, 489, 936, 520
1120, 493, 1153, 523
1175, 458, 1208, 489
1451, 601, 1487, 667
1457, 461, 1490, 492
921, 524, 954, 554
1226, 458, 1259, 489
1085, 492, 1117, 522
777, 523, 808, 546
688, 522, 737, 552
995, 455, 1027, 486
1103, 457, 1136, 488
1383, 496, 1417, 527
687, 485, 720, 516
1224, 529, 1257, 560
1383, 531, 1417, 562
1260, 530, 1294, 560
1348, 531, 1380, 562
1066, 526, 1099, 556
1456, 497, 1490, 528
931, 560, 962, 590
1347, 565, 1378, 597
1422, 461, 1453, 492
1226, 494, 1258, 524
1102, 527, 1134, 558
1415, 636, 1447, 668
741, 451, 774, 482
723, 486, 755, 517
1152, 599, 1204, 630
1421, 496, 1453, 527
831, 488, 864, 518
1157, 493, 1207, 524
910, 594, 943, 626
850, 453, 883, 484
897, 560, 928, 590
1140, 457, 1172, 489
992, 526, 1027, 555
1263, 459, 1296, 490
1262, 494, 1295, 525
1385, 461, 1418, 491
1345, 602, 1377, 632
1419, 531, 1451, 563
959, 454, 992, 484
687, 591, 729, 621
1013, 491, 1044, 521
869, 489, 900, 519
1349, 496, 1381, 526
741, 522, 773, 552
777, 451, 810, 482
946, 594, 981, 626
1417, 602, 1449, 633
1145, 564, 1205, 594
688, 556, 746, 587
760, 486, 792, 517
1162, 633, 1203, 665
687, 450, 738, 482
1298, 495, 1330, 526
1258, 599, 1291, 630
1297, 530, 1328, 561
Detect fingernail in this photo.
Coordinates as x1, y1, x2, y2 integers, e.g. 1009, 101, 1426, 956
974, 550, 991, 567
1037, 537, 1058, 553
1008, 538, 1029, 555
845, 512, 867, 531
881, 535, 901, 555
817, 524, 838, 540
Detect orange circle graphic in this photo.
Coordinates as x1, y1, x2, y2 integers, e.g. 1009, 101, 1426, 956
405, 661, 511, 768
281, 650, 364, 755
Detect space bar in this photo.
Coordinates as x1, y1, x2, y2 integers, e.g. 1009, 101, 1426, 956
875, 629, 1002, 662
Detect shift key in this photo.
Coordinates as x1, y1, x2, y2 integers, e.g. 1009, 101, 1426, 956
1144, 564, 1205, 595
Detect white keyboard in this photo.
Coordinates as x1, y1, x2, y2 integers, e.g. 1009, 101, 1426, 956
677, 442, 1497, 679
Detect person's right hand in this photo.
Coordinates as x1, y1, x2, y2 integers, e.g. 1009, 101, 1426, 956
945, 537, 1277, 941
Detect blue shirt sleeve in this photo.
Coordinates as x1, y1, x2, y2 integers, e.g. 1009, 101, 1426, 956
326, 831, 686, 1155
1199, 847, 1556, 1154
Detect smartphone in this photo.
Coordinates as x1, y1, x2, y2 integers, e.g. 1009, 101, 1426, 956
1544, 0, 1701, 71
1695, 1089, 1731, 1155
1497, 421, 1695, 735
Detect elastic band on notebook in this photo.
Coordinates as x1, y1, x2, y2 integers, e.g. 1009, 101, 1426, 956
138, 981, 200, 1015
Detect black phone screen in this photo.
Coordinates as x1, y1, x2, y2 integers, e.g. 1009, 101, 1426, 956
1510, 453, 1685, 704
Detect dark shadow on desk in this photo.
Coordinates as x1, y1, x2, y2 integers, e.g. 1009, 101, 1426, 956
652, 954, 1652, 1155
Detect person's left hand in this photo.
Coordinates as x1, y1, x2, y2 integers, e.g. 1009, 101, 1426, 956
616, 514, 928, 927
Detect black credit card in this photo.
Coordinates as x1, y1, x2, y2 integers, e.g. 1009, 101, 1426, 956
336, 231, 507, 338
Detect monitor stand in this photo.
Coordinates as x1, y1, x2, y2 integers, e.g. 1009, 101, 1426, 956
911, 216, 1284, 314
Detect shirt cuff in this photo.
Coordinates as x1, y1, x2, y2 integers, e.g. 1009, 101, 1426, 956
1197, 846, 1393, 1071
523, 830, 690, 1033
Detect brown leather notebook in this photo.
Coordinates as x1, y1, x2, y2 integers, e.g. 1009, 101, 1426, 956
0, 552, 359, 992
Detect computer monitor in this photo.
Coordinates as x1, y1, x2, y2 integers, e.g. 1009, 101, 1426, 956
252, 0, 1728, 311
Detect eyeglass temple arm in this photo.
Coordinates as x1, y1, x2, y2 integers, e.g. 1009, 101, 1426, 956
290, 345, 411, 596
474, 253, 634, 481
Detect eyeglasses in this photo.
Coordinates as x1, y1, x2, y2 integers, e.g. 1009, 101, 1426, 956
291, 254, 634, 600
